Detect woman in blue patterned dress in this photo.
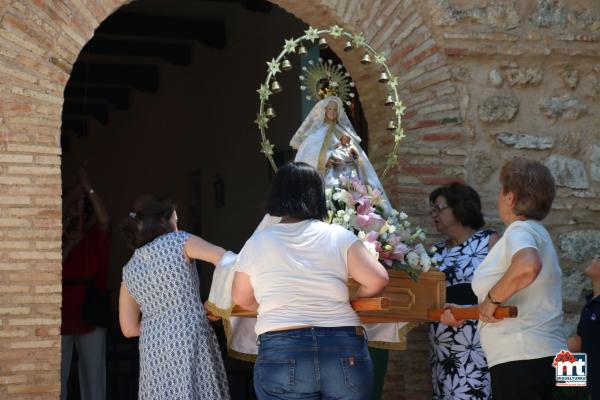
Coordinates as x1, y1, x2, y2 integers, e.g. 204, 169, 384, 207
428, 183, 499, 400
119, 195, 230, 399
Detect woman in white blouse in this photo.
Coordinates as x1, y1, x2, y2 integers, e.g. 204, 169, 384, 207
469, 157, 567, 400
232, 162, 388, 400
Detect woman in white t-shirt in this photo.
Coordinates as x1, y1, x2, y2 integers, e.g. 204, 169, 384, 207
232, 162, 389, 400
469, 157, 567, 400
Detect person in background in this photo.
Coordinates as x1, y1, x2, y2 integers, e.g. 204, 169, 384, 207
119, 195, 230, 399
471, 157, 567, 400
232, 162, 389, 400
568, 256, 600, 400
61, 167, 110, 400
429, 182, 499, 399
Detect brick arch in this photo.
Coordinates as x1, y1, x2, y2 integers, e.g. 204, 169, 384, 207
0, 0, 460, 397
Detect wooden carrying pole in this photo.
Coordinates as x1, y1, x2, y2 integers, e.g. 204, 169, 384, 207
427, 306, 518, 321
231, 297, 391, 317
231, 298, 518, 322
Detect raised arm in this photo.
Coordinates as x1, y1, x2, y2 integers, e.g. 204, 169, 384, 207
183, 235, 226, 266
347, 241, 389, 298
119, 283, 140, 338
79, 167, 109, 231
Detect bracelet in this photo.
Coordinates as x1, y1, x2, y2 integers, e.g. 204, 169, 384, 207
487, 291, 502, 305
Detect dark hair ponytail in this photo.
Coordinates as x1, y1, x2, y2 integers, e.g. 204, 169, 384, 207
121, 195, 176, 250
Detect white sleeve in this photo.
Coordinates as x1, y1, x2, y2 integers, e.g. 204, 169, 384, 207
505, 223, 539, 259
234, 237, 258, 276
337, 227, 360, 266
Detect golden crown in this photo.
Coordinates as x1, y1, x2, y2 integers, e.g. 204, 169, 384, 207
300, 58, 355, 105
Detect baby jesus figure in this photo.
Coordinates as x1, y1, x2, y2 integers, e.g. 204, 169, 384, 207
325, 133, 362, 187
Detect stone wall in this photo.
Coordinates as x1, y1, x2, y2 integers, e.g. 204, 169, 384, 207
422, 0, 600, 330
0, 0, 598, 398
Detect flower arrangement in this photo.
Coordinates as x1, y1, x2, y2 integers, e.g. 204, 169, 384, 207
326, 175, 436, 279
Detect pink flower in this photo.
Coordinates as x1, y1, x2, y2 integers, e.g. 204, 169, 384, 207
339, 175, 350, 186
356, 198, 373, 215
379, 252, 394, 267
352, 179, 367, 195
356, 213, 384, 231
365, 231, 379, 242
356, 214, 373, 229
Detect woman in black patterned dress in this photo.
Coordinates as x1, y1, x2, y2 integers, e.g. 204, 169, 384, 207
428, 183, 499, 400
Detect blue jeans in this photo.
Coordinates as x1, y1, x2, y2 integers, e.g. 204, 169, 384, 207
254, 326, 373, 400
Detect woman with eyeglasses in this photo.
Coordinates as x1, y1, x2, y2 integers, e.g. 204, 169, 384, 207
428, 182, 499, 400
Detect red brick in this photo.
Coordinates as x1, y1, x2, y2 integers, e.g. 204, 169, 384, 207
422, 132, 464, 141
419, 176, 465, 185
401, 45, 439, 70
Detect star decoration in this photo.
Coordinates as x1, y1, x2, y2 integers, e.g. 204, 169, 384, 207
387, 76, 399, 89
330, 25, 343, 38
394, 128, 406, 143
393, 101, 406, 115
283, 39, 297, 54
260, 139, 275, 156
267, 58, 281, 75
257, 84, 272, 101
254, 113, 269, 130
374, 52, 387, 65
352, 32, 366, 47
304, 26, 320, 43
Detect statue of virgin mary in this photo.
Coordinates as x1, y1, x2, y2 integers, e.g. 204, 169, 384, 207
290, 95, 392, 215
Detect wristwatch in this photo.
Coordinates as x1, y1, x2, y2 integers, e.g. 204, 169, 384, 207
487, 291, 502, 305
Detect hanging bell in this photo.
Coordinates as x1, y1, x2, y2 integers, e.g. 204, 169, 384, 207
378, 72, 390, 83
387, 119, 397, 130
318, 37, 328, 49
360, 53, 372, 65
271, 80, 282, 93
384, 95, 394, 106
344, 41, 353, 52
265, 106, 276, 119
281, 59, 292, 71
298, 44, 308, 56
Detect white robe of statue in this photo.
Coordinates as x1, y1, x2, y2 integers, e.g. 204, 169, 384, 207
291, 96, 392, 216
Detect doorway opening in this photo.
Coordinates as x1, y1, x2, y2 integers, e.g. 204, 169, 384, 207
60, 1, 368, 398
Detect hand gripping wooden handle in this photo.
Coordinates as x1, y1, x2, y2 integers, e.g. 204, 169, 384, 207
427, 306, 518, 321
231, 297, 391, 317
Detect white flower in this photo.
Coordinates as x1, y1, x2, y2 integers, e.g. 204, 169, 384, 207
414, 243, 425, 254
343, 214, 351, 223
399, 212, 408, 220
325, 188, 332, 198
430, 245, 438, 254
388, 225, 396, 234
420, 253, 432, 273
406, 251, 419, 268
391, 209, 399, 216
362, 240, 379, 259
404, 221, 411, 228
358, 231, 366, 240
336, 209, 345, 217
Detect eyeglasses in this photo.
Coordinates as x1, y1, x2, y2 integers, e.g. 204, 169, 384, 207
430, 203, 450, 214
